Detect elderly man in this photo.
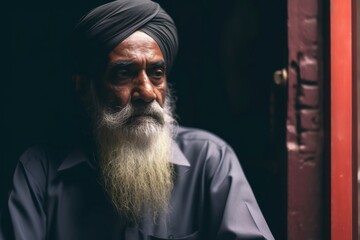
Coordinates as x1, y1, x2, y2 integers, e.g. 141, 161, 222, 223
0, 0, 274, 239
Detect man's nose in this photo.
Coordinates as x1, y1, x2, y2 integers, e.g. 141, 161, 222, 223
132, 71, 156, 103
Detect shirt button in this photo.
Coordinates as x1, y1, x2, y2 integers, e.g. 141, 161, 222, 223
168, 235, 174, 239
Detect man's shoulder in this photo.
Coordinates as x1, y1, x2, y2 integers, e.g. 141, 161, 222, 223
175, 125, 230, 149
10, 146, 64, 194
174, 126, 239, 178
18, 145, 72, 178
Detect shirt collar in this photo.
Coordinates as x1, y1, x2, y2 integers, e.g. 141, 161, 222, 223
170, 141, 190, 167
57, 147, 90, 171
57, 140, 190, 172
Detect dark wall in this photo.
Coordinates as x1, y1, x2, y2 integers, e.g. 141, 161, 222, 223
4, 0, 287, 238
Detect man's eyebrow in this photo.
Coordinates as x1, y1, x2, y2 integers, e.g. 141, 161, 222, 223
107, 61, 166, 72
108, 61, 134, 69
148, 61, 166, 69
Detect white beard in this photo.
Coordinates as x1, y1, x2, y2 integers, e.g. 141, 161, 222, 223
87, 83, 176, 225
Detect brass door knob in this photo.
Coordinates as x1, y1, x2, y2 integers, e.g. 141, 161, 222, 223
273, 68, 288, 85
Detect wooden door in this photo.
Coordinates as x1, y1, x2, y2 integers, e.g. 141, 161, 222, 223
287, 0, 358, 239
330, 0, 358, 239
287, 0, 326, 239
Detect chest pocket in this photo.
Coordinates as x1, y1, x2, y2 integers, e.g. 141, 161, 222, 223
149, 231, 198, 240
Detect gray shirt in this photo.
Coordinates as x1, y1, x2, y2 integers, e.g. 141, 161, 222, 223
0, 126, 274, 240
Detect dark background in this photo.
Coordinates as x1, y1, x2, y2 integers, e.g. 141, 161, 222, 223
4, 0, 288, 239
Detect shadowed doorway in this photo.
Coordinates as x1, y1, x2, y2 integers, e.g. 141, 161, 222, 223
4, 0, 287, 238
156, 1, 288, 239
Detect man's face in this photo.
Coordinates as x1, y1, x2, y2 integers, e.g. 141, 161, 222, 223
98, 31, 167, 109
77, 31, 175, 224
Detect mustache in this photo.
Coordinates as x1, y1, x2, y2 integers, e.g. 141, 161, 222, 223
100, 101, 165, 129
130, 102, 164, 122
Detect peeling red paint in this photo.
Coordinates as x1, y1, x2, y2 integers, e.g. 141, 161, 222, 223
300, 109, 320, 130
299, 85, 319, 107
299, 59, 319, 82
287, 0, 324, 238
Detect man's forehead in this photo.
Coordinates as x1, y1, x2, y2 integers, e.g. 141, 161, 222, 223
107, 31, 165, 64
121, 31, 157, 45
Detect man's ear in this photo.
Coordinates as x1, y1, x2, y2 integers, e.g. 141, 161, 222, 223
72, 74, 91, 102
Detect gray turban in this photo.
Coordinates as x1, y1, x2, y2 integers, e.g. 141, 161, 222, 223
71, 0, 178, 75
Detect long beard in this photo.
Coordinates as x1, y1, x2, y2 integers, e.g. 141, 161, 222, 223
88, 84, 176, 225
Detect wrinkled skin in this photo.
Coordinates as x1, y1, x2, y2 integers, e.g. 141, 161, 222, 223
74, 31, 167, 109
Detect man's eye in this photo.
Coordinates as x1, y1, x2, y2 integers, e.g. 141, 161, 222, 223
115, 70, 131, 79
108, 69, 133, 85
149, 69, 164, 80
111, 69, 131, 81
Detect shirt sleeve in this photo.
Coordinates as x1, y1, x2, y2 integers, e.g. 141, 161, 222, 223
0, 150, 47, 240
206, 145, 274, 240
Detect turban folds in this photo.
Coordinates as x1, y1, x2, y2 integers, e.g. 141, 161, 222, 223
71, 0, 178, 75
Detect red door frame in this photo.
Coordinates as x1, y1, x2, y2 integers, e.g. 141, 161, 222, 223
330, 0, 357, 239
